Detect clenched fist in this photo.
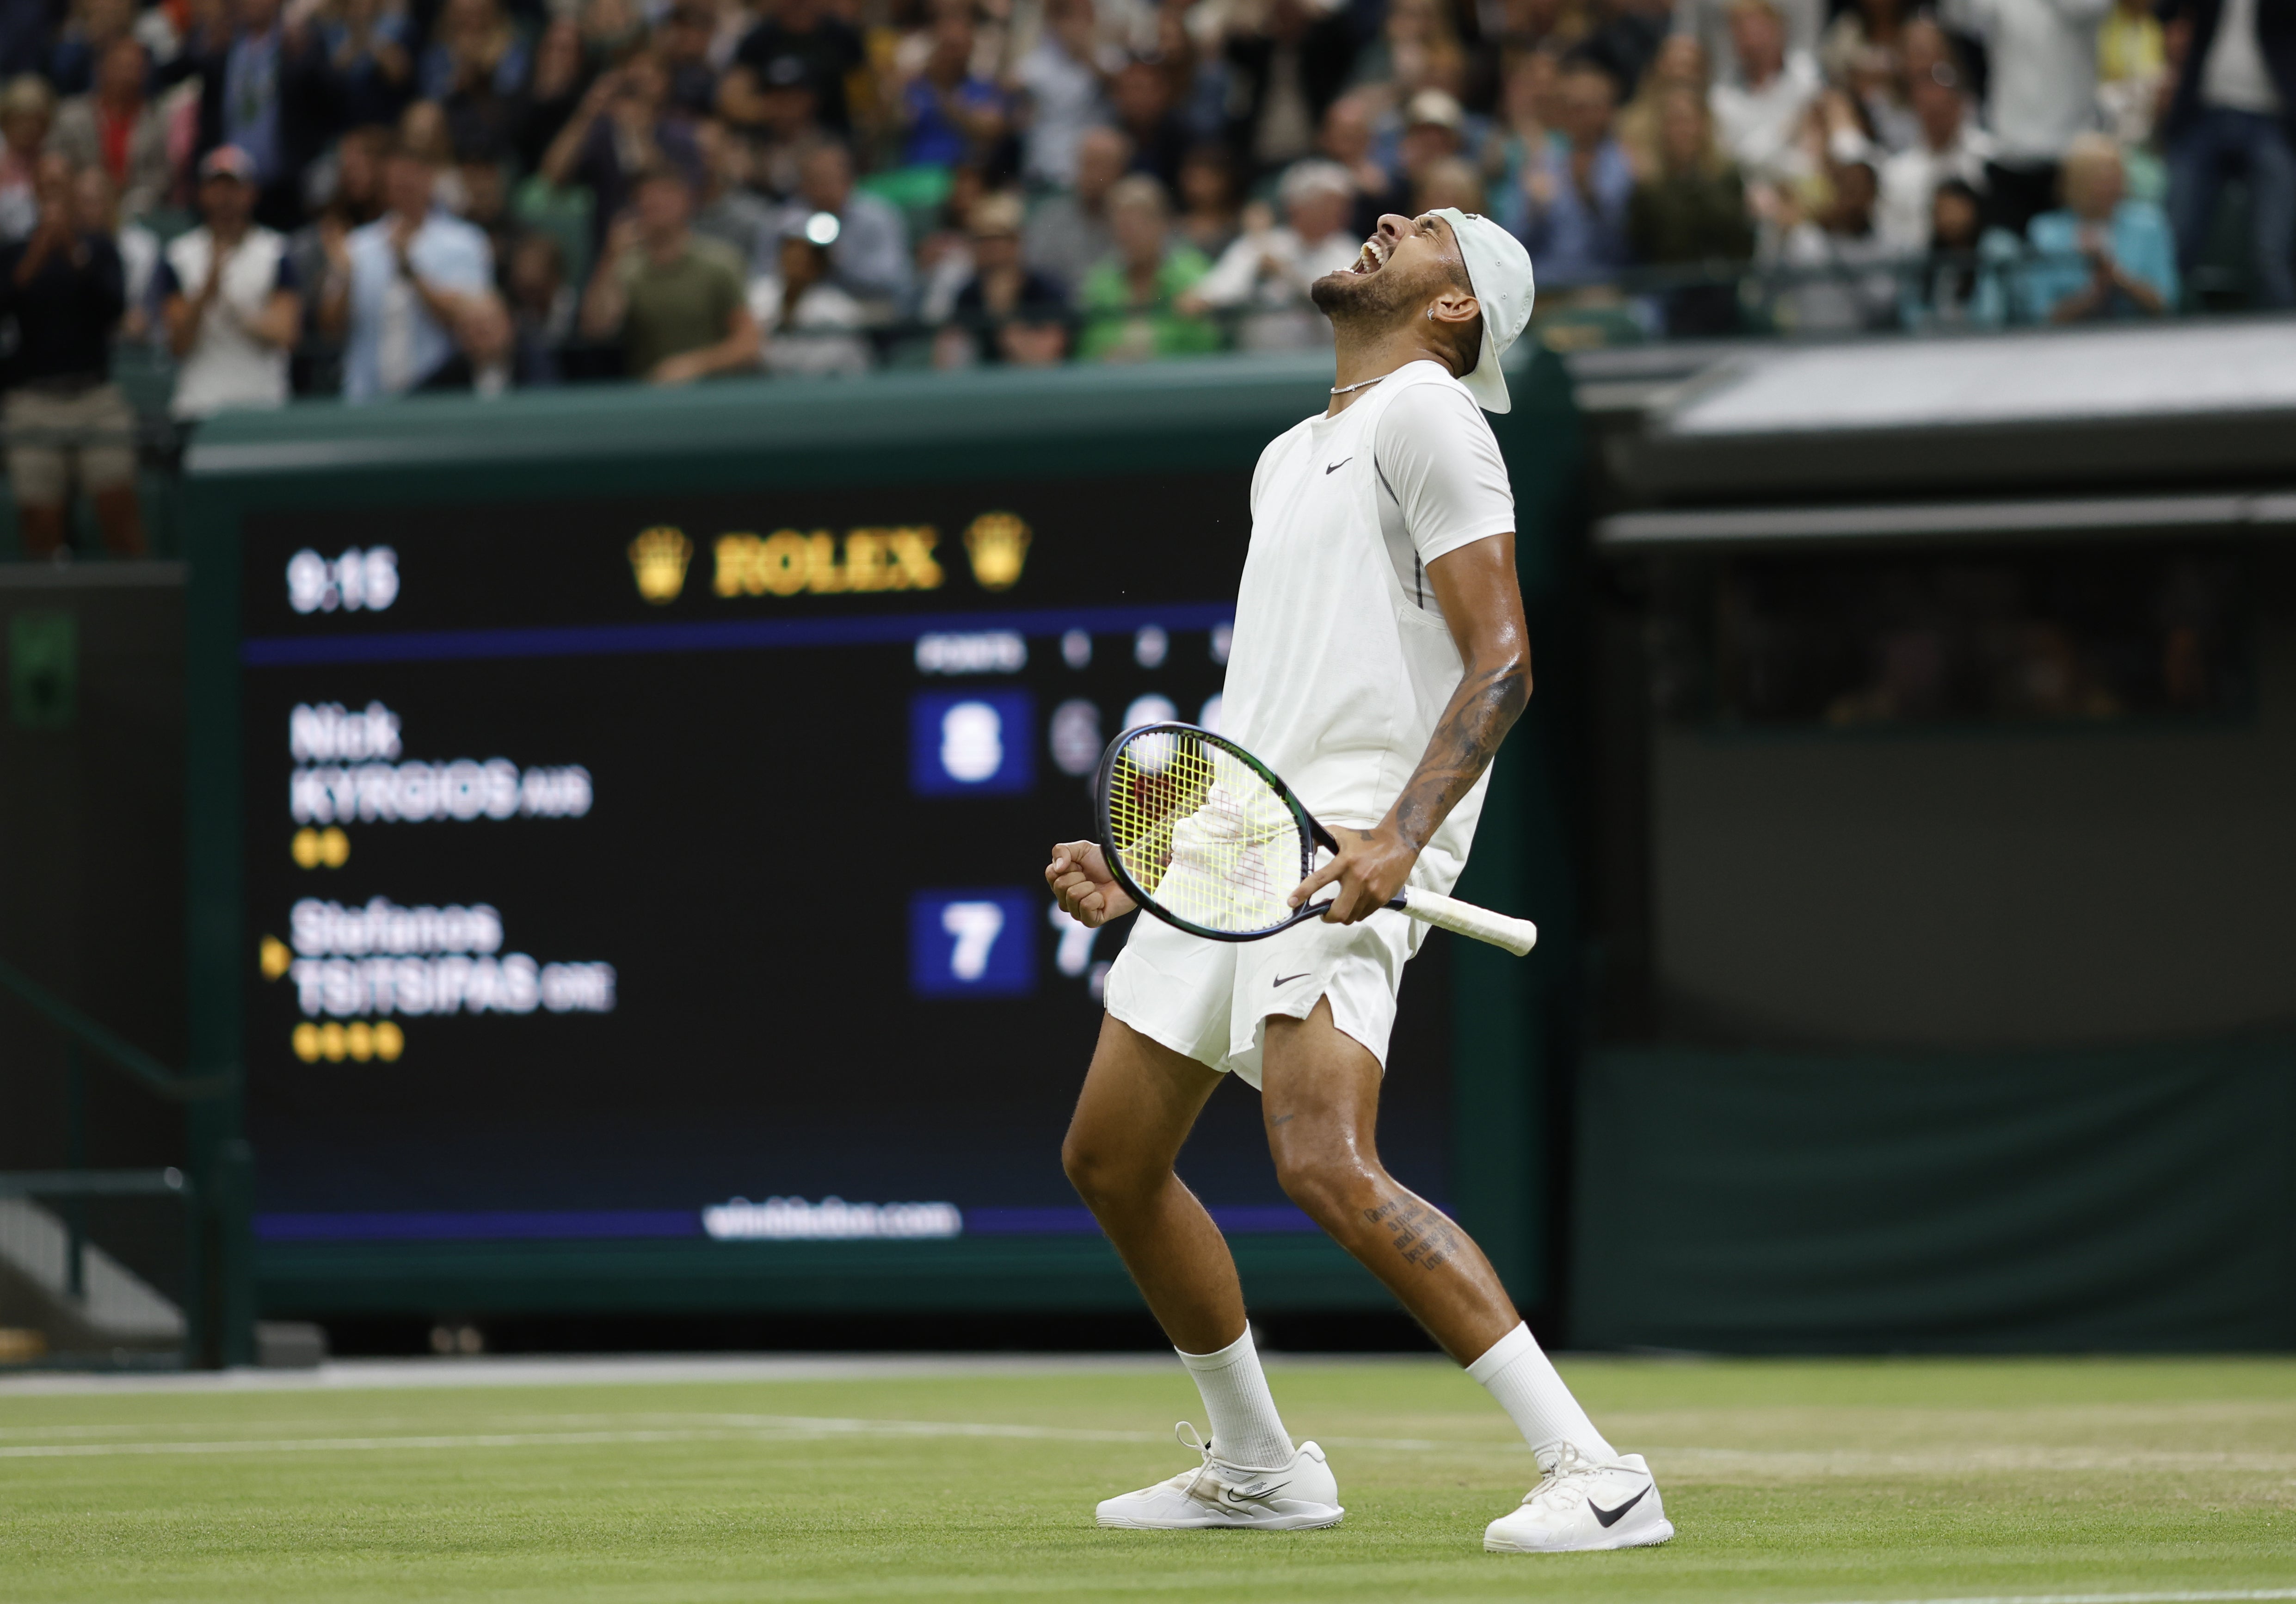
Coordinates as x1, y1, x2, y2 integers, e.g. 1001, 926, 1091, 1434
1045, 840, 1137, 927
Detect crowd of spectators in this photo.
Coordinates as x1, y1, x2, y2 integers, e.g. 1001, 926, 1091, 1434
0, 0, 2290, 544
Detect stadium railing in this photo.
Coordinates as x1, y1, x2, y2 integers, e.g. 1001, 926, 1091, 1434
0, 954, 243, 1370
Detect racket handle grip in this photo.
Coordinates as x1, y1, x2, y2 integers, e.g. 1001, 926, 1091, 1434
1397, 888, 1539, 957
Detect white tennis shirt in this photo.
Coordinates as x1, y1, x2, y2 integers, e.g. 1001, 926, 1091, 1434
1219, 359, 1517, 900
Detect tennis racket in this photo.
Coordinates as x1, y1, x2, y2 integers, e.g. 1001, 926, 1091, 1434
1093, 722, 1539, 957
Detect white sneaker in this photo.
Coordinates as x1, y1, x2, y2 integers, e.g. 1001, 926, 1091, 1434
1095, 1422, 1344, 1530
1483, 1444, 1674, 1553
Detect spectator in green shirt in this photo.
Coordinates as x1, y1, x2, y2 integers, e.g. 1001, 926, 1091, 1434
579, 163, 762, 384
1076, 174, 1220, 363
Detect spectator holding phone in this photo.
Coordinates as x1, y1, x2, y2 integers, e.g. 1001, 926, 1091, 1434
540, 52, 702, 257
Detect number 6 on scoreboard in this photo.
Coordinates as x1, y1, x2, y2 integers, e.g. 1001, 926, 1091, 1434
1093, 723, 1539, 957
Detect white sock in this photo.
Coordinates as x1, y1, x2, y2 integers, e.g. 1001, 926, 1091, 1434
1176, 1325, 1294, 1471
1466, 1321, 1618, 1464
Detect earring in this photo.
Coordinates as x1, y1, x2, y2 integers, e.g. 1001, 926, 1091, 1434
1426, 306, 1435, 320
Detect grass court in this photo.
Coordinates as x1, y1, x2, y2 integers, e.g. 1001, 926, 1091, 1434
5, 1353, 2293, 1603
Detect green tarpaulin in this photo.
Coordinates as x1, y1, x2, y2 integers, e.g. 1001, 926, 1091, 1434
1572, 1038, 2296, 1351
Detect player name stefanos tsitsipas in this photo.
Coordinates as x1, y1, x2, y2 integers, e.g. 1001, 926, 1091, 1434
287, 700, 592, 825
284, 895, 616, 1019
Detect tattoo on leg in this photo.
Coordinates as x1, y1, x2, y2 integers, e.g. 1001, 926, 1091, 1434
1269, 1113, 1296, 1127
1361, 1193, 1461, 1272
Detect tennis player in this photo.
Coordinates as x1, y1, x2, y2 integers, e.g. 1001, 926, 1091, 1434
1045, 209, 1671, 1554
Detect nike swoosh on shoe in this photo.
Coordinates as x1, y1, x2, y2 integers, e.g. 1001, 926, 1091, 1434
1220, 1479, 1290, 1504
1589, 1486, 1649, 1528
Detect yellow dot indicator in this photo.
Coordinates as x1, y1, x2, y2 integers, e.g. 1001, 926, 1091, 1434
318, 1022, 347, 1061
292, 1023, 321, 1062
293, 827, 351, 868
375, 1021, 404, 1061
259, 936, 292, 980
345, 1021, 375, 1061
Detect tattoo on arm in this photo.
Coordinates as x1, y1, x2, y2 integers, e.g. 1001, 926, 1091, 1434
1391, 656, 1529, 851
1362, 1193, 1462, 1272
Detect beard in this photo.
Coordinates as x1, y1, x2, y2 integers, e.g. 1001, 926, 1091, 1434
1310, 258, 1426, 336
1312, 256, 1485, 376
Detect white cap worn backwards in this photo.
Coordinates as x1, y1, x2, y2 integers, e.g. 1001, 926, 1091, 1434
1432, 208, 1536, 414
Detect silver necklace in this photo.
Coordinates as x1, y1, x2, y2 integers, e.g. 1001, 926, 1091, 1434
1329, 374, 1388, 397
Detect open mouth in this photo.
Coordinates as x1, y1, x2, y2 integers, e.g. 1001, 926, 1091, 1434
1349, 235, 1391, 275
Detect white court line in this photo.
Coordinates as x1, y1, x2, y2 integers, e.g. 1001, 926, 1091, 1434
0, 1352, 1441, 1396
1816, 1593, 2296, 1604
0, 1414, 1507, 1460
0, 1422, 1150, 1459
7, 1416, 2292, 1472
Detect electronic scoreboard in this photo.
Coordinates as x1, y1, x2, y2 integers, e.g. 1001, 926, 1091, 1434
233, 464, 1455, 1274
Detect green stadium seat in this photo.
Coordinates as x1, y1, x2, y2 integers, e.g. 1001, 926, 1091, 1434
857, 163, 953, 244
513, 178, 596, 291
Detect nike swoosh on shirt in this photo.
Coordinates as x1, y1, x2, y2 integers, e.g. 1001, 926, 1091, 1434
1325, 458, 1351, 474
1273, 973, 1311, 986
1590, 1487, 1649, 1528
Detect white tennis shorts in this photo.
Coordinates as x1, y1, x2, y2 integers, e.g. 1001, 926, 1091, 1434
1101, 908, 1419, 1088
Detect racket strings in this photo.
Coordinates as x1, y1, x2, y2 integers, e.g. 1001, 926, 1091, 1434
1107, 732, 1305, 935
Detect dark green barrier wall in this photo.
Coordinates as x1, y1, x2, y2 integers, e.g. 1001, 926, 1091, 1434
1571, 1039, 2296, 1351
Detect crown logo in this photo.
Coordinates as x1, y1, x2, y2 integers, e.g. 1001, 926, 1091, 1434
962, 513, 1031, 592
628, 526, 693, 605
